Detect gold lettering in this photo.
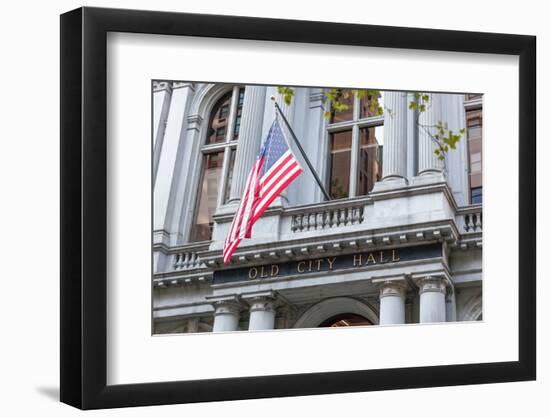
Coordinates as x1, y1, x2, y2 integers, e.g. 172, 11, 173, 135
326, 257, 336, 270
366, 253, 377, 265
308, 260, 313, 272
297, 261, 306, 273
379, 250, 387, 263
271, 264, 279, 277
248, 267, 258, 279
353, 254, 363, 267
392, 249, 400, 262
316, 258, 323, 271
260, 266, 268, 278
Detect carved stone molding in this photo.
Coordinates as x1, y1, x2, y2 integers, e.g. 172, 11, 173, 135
153, 81, 172, 93
207, 295, 242, 316
378, 280, 407, 299
417, 276, 447, 295
186, 114, 203, 131
242, 290, 277, 313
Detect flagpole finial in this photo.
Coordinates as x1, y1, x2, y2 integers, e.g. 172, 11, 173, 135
270, 95, 276, 101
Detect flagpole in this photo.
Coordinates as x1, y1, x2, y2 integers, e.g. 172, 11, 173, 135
271, 97, 332, 201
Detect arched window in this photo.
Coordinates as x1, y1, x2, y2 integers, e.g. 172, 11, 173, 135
190, 86, 245, 242
326, 90, 383, 199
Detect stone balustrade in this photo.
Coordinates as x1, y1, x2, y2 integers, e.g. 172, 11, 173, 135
289, 201, 365, 233
171, 243, 209, 271
458, 206, 483, 233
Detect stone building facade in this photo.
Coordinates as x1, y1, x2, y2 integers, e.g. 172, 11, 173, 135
152, 81, 483, 334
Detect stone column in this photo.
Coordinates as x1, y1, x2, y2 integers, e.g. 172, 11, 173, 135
382, 91, 408, 182
417, 93, 445, 177
379, 280, 407, 325
153, 81, 172, 182
243, 291, 276, 331
228, 86, 267, 204
153, 83, 195, 237
418, 276, 447, 323
211, 297, 241, 332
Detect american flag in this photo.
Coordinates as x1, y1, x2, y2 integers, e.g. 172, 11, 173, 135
223, 118, 303, 264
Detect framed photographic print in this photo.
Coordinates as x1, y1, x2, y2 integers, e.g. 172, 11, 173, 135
60, 6, 536, 409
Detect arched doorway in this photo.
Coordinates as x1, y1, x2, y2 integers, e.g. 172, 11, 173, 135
293, 297, 379, 328
319, 313, 373, 327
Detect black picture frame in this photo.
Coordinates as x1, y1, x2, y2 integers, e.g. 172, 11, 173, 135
60, 6, 536, 410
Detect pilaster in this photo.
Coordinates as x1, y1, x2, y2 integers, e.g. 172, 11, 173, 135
380, 91, 408, 187
416, 93, 445, 182
227, 86, 267, 204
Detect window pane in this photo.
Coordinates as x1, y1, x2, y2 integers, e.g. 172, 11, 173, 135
330, 90, 354, 123
357, 126, 383, 195
467, 108, 483, 200
328, 130, 352, 199
233, 88, 245, 140
206, 91, 232, 144
191, 150, 225, 241
471, 187, 483, 204
223, 148, 236, 203
360, 91, 383, 119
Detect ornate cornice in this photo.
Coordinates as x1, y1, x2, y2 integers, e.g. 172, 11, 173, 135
153, 80, 172, 93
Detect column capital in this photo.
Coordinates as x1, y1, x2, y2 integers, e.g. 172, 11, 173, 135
241, 290, 277, 312
309, 89, 326, 110
416, 276, 447, 295
207, 295, 242, 316
378, 280, 407, 299
375, 278, 407, 325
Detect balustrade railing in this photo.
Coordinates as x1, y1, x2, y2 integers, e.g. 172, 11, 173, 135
457, 206, 483, 233
290, 204, 365, 233
171, 243, 209, 271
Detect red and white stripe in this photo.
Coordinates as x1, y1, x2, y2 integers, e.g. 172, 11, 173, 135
223, 151, 302, 264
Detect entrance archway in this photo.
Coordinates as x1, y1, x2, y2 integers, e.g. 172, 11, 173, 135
319, 313, 373, 327
293, 297, 379, 328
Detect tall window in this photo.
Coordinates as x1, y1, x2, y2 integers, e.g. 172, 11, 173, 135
327, 90, 383, 199
190, 86, 244, 242
465, 94, 483, 204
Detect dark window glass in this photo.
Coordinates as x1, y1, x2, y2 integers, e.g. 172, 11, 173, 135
330, 90, 354, 123
206, 92, 232, 144
223, 149, 236, 203
215, 127, 226, 141
233, 88, 245, 140
471, 187, 483, 204
360, 91, 382, 118
219, 104, 229, 119
191, 151, 225, 242
328, 130, 352, 199
357, 126, 383, 195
